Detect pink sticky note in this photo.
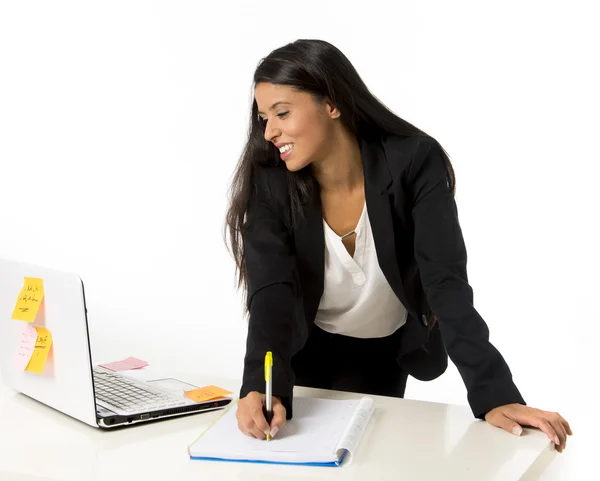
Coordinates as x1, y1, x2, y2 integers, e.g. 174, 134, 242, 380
15, 324, 38, 370
99, 356, 148, 372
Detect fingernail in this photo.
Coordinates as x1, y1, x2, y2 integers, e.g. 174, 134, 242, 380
270, 426, 279, 438
512, 426, 523, 436
554, 436, 560, 445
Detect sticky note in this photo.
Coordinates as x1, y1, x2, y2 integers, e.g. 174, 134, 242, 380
11, 277, 44, 323
99, 357, 148, 372
15, 324, 38, 370
25, 327, 53, 374
184, 385, 232, 403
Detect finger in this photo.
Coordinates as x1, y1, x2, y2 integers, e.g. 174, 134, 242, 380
240, 412, 268, 439
557, 413, 573, 436
250, 403, 271, 437
488, 411, 523, 436
236, 415, 260, 439
235, 408, 250, 436
237, 403, 268, 439
269, 403, 287, 438
549, 418, 567, 452
524, 417, 558, 445
236, 402, 260, 438
553, 418, 567, 445
248, 420, 268, 439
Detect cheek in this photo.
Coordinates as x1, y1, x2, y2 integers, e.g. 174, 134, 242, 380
285, 115, 310, 139
293, 116, 330, 157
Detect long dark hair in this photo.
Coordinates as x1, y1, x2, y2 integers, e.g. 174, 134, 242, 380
224, 39, 455, 299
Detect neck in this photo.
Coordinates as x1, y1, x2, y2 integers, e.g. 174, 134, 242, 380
310, 128, 363, 194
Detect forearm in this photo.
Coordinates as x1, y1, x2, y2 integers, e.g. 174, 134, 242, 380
240, 283, 296, 418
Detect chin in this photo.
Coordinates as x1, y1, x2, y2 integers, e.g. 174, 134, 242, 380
283, 162, 302, 172
282, 158, 311, 172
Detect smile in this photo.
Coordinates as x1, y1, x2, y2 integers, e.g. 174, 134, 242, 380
279, 143, 294, 153
280, 144, 294, 161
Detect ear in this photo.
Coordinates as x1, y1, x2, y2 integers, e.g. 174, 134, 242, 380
324, 97, 341, 119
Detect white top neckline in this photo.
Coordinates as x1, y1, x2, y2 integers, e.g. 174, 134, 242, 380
315, 202, 408, 339
322, 202, 368, 284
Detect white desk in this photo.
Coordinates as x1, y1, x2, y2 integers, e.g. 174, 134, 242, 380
0, 369, 555, 481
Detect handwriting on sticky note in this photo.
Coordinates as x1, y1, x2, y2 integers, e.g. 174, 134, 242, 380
184, 385, 232, 403
25, 327, 53, 374
15, 324, 38, 371
11, 277, 45, 323
98, 357, 148, 372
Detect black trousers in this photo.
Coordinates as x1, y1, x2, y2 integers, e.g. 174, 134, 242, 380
291, 324, 408, 398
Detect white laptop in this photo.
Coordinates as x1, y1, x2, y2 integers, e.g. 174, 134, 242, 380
0, 256, 233, 429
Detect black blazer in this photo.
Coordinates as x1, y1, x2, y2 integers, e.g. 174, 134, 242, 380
240, 133, 526, 420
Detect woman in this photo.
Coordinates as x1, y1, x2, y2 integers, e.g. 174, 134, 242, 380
224, 39, 572, 452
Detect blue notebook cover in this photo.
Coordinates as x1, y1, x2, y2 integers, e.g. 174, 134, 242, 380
189, 449, 348, 467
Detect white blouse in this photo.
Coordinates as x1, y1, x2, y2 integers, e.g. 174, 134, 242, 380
314, 203, 408, 338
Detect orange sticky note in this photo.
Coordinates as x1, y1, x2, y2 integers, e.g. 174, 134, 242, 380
25, 327, 53, 374
11, 277, 44, 323
184, 385, 232, 403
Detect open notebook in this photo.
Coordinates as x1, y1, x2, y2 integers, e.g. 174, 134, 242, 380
187, 396, 375, 466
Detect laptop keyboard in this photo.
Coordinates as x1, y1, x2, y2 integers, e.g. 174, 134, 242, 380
93, 367, 186, 413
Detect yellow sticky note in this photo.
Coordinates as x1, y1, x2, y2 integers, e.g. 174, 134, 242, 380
25, 327, 53, 374
11, 277, 44, 323
184, 385, 232, 403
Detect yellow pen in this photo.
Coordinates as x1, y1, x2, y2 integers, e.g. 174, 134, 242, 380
264, 351, 273, 441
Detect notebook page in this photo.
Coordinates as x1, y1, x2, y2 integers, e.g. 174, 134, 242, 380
188, 397, 363, 464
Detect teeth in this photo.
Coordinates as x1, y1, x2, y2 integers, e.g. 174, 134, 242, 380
279, 144, 294, 153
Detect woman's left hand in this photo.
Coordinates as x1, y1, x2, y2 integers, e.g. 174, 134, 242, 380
485, 403, 573, 453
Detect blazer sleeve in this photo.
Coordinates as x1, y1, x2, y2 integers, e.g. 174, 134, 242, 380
239, 167, 297, 419
409, 137, 526, 419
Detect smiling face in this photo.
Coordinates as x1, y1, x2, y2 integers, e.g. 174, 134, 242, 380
255, 82, 340, 171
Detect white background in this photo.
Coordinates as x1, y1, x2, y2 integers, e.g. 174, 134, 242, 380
1, 1, 598, 479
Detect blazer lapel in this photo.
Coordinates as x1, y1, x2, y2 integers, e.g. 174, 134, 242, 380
293, 191, 325, 327
360, 136, 411, 315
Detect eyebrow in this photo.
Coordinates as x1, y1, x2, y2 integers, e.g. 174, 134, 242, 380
257, 101, 291, 115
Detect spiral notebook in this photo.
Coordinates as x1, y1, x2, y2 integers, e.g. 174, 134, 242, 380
187, 396, 375, 466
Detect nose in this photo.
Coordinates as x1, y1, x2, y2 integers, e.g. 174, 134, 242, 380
263, 117, 281, 143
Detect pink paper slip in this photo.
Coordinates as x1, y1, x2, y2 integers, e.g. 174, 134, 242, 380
15, 324, 38, 370
99, 356, 148, 372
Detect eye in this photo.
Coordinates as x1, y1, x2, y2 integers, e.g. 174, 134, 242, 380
257, 111, 289, 125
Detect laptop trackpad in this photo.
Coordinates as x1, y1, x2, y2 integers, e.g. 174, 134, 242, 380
145, 377, 198, 395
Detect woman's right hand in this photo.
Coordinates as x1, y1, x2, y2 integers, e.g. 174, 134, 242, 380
236, 391, 286, 439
